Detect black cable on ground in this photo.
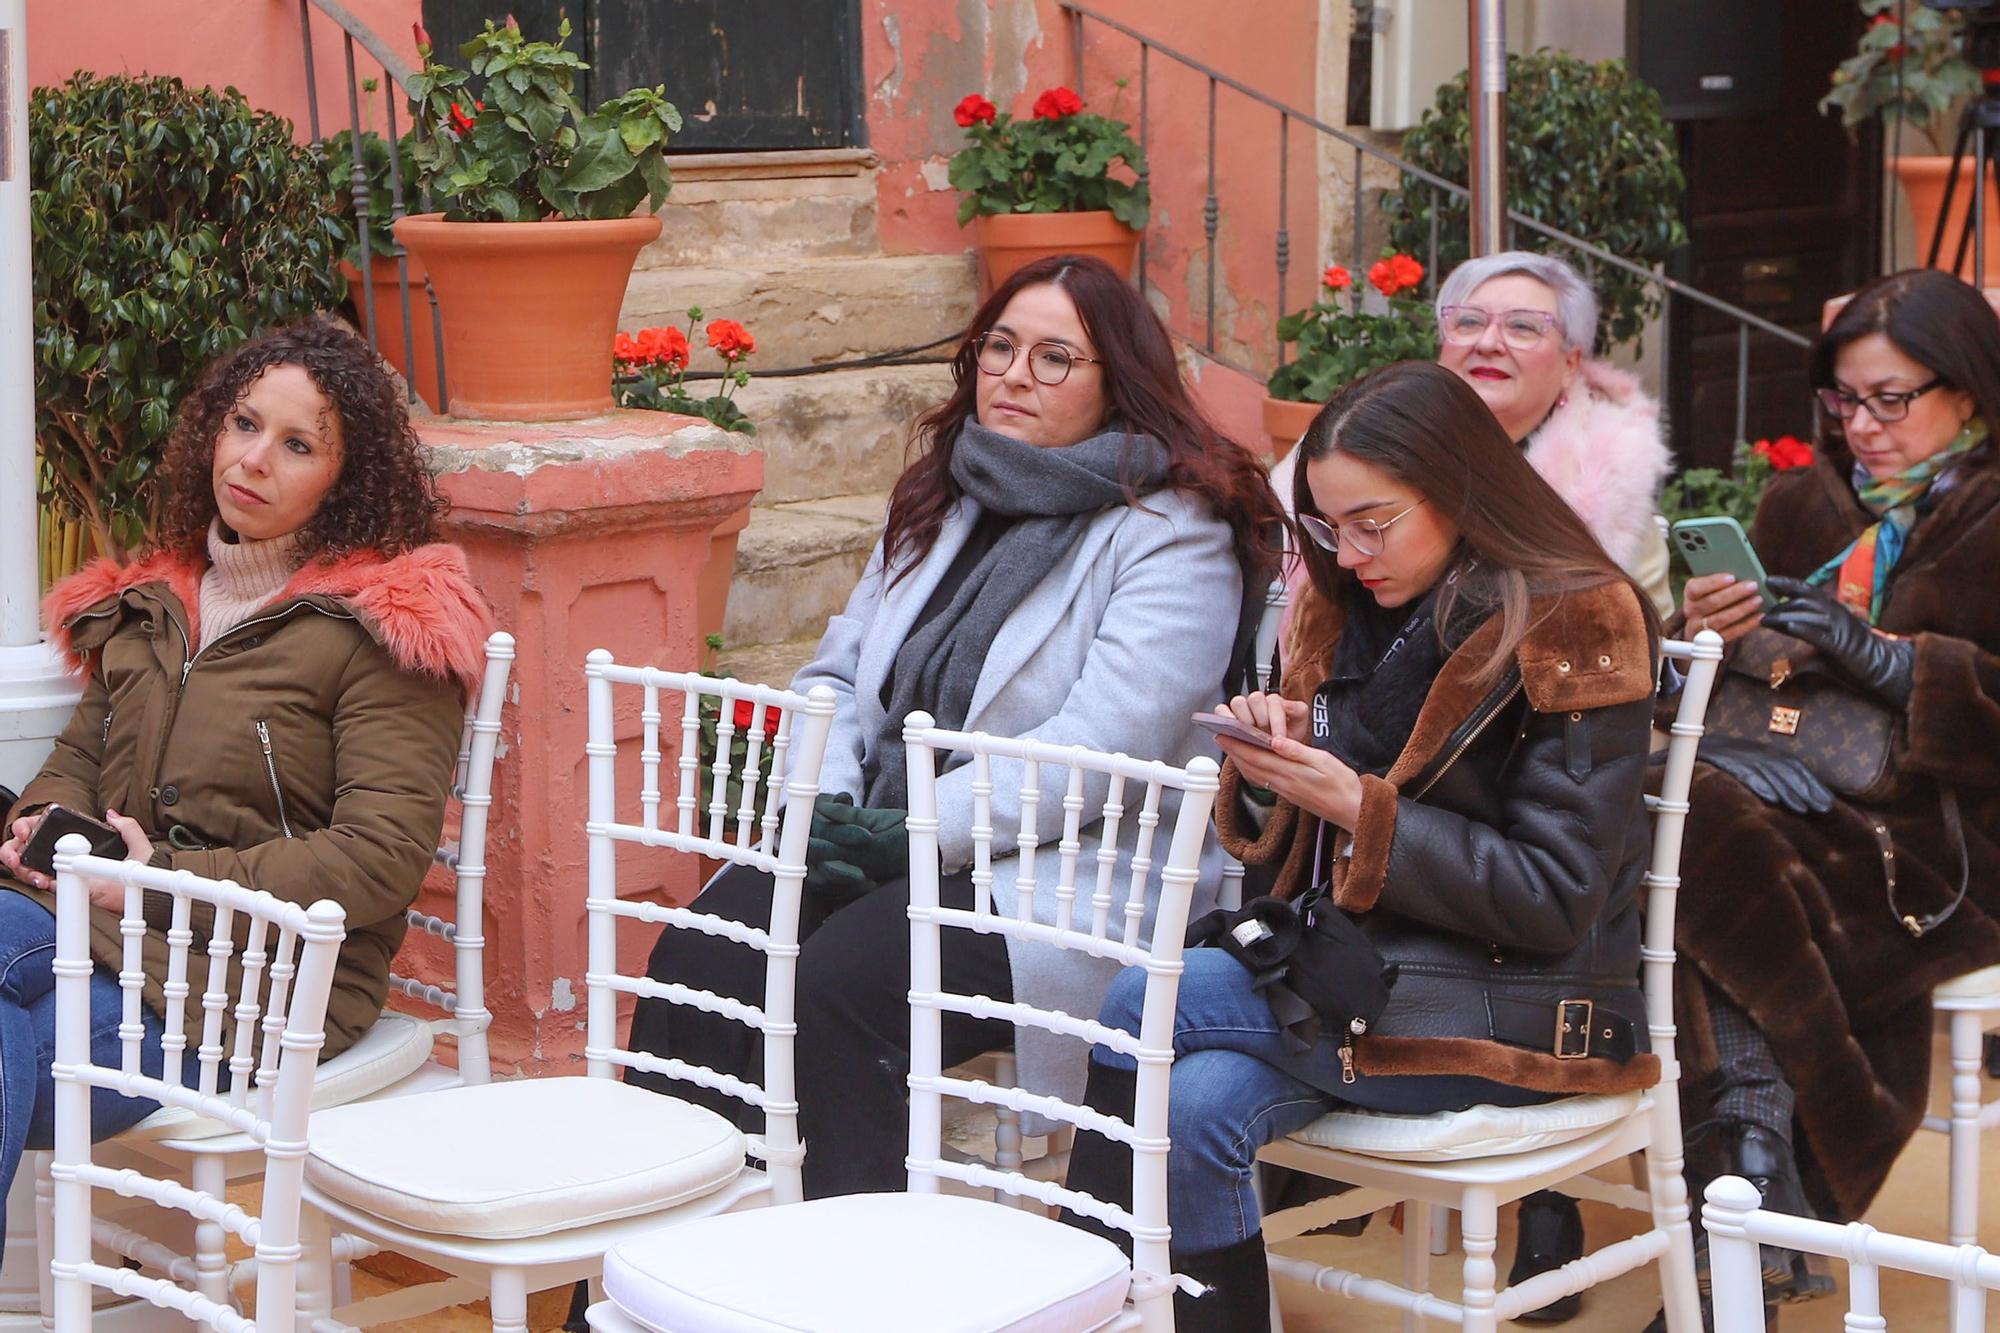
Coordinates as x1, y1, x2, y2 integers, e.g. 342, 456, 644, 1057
672, 333, 961, 384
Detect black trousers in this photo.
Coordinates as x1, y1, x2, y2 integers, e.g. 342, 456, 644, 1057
624, 862, 1016, 1198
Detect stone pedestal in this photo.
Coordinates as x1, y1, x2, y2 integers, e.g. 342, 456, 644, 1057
415, 410, 764, 1077
0, 641, 83, 799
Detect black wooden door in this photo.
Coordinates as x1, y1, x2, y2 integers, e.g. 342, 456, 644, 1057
1663, 0, 1880, 471
422, 0, 863, 151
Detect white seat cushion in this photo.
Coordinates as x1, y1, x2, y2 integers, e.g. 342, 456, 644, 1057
602, 1193, 1129, 1333
1288, 1091, 1643, 1162
306, 1076, 745, 1239
1935, 966, 2000, 1000
125, 1010, 435, 1143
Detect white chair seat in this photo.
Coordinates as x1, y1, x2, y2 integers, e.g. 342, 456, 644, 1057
1287, 1091, 1643, 1162
305, 1076, 746, 1240
124, 1009, 434, 1143
1934, 965, 2000, 1001
601, 1193, 1130, 1333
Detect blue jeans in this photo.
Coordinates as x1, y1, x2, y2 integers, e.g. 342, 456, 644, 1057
0, 890, 168, 1266
1094, 949, 1549, 1252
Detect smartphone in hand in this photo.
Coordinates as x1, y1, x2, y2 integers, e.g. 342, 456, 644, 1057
1191, 711, 1278, 750
19, 807, 127, 877
1670, 516, 1776, 610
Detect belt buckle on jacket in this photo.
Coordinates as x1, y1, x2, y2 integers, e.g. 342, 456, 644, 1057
1554, 999, 1594, 1059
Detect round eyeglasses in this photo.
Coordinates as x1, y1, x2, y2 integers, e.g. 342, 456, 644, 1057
1297, 499, 1429, 558
972, 333, 1102, 386
1815, 378, 1942, 424
1438, 305, 1561, 351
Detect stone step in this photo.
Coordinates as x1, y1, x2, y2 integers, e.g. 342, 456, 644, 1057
721, 492, 888, 653
713, 635, 823, 689
732, 361, 953, 508
641, 149, 881, 268
620, 252, 977, 370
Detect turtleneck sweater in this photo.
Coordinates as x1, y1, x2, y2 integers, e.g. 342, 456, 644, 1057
197, 520, 300, 650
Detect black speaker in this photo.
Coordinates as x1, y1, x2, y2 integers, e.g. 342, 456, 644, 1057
1626, 0, 1781, 121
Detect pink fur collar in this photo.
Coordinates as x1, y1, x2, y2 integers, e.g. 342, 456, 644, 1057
44, 544, 493, 697
1520, 359, 1672, 568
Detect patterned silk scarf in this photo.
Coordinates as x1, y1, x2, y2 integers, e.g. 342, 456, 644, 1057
1807, 419, 1988, 624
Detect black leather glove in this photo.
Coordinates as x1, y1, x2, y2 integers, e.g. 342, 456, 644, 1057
1763, 576, 1916, 709
1690, 737, 1835, 816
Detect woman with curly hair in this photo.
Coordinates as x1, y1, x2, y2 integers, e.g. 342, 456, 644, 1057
0, 317, 491, 1240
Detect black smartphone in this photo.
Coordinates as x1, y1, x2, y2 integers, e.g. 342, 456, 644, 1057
19, 807, 127, 877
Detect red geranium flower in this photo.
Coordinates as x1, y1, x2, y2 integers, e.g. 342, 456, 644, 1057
706, 319, 757, 362
955, 94, 998, 128
641, 326, 690, 370
613, 331, 641, 364
1322, 264, 1352, 292
1390, 254, 1424, 290
1752, 435, 1814, 470
1032, 86, 1085, 120
731, 699, 784, 740
449, 101, 476, 136
1368, 253, 1424, 298
1870, 13, 1909, 61
413, 21, 433, 55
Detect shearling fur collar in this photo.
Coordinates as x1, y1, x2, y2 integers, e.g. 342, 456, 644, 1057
44, 544, 493, 698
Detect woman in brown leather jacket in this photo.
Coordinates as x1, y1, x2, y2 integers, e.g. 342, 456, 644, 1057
1059, 361, 1662, 1330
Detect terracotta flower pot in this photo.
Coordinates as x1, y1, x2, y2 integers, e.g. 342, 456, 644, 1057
340, 254, 442, 412
393, 212, 663, 420
1261, 396, 1324, 465
1890, 155, 2000, 283
973, 210, 1141, 295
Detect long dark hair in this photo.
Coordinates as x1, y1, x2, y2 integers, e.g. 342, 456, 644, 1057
880, 255, 1282, 582
157, 317, 446, 561
1294, 361, 1654, 683
1811, 268, 2000, 468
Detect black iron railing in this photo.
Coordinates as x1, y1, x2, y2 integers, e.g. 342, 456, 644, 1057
1058, 2, 1811, 442
297, 0, 448, 412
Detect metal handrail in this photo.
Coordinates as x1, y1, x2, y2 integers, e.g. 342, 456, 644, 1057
1057, 1, 1811, 441
296, 0, 448, 411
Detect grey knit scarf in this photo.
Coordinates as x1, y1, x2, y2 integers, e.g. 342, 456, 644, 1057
864, 419, 1171, 807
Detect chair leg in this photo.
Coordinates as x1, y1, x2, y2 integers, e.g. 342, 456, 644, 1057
1948, 1009, 1985, 1247
1429, 1203, 1452, 1257
294, 1205, 335, 1324
1458, 1188, 1501, 1333
1402, 1201, 1433, 1333
191, 1155, 231, 1311
33, 1154, 53, 1331
1644, 1126, 1702, 1333
490, 1266, 530, 1333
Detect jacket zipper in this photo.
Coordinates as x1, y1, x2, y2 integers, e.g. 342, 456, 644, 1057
1407, 676, 1526, 800
100, 710, 114, 746
255, 721, 294, 838
1337, 1016, 1367, 1084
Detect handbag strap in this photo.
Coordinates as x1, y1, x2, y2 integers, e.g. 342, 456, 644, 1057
1885, 784, 1970, 939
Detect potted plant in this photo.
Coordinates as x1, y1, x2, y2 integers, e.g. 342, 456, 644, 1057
948, 85, 1149, 293
1262, 254, 1438, 460
1821, 1, 1986, 278
1381, 50, 1687, 352
325, 125, 440, 409
399, 17, 682, 420
613, 309, 761, 646
30, 72, 351, 562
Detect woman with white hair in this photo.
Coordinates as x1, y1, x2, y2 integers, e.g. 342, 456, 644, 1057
1271, 249, 1675, 622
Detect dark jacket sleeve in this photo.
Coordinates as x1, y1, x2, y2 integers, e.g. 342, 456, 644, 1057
1900, 632, 2000, 790
12, 670, 111, 823
167, 637, 462, 929
1340, 695, 1655, 954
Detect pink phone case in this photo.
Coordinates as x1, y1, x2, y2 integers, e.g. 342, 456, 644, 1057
1190, 712, 1278, 750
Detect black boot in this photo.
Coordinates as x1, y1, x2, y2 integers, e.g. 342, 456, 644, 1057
1057, 1059, 1138, 1250
1640, 1291, 1773, 1332
1697, 1119, 1832, 1304
1172, 1233, 1273, 1333
1506, 1190, 1584, 1323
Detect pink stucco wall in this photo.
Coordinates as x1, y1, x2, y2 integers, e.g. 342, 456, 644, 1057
25, 0, 421, 141
864, 0, 1324, 395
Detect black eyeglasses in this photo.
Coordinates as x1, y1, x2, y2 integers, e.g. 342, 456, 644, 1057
972, 333, 1102, 386
1816, 378, 1943, 423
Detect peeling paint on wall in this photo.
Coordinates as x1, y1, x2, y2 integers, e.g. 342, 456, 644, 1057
876, 15, 904, 105
551, 976, 578, 1013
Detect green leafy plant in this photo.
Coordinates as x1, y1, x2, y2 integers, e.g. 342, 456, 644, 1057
407, 17, 681, 222
612, 309, 759, 436
946, 86, 1149, 229
1820, 0, 1977, 156
30, 73, 351, 560
1659, 436, 1815, 597
324, 127, 421, 261
1380, 50, 1688, 353
1267, 254, 1439, 403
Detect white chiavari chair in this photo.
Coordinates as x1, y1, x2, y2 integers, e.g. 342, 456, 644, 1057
45, 838, 347, 1331
288, 654, 835, 1332
584, 712, 1221, 1332
1254, 631, 1722, 1333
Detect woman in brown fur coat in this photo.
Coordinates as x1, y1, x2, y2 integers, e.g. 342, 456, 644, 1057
1669, 270, 2000, 1308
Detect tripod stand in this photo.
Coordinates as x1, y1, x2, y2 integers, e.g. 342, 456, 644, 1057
1928, 92, 2000, 288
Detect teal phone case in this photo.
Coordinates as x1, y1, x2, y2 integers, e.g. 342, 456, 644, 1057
1669, 516, 1775, 610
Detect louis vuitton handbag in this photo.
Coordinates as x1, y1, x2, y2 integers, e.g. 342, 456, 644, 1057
1705, 626, 1968, 938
